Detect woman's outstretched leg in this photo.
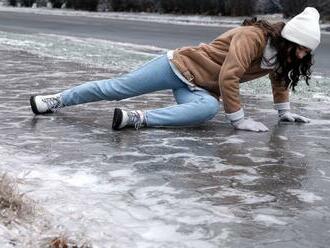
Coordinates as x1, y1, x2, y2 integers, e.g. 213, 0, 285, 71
29, 54, 220, 130
30, 55, 184, 114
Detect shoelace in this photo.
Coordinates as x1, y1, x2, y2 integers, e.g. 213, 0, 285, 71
42, 96, 62, 112
127, 111, 144, 130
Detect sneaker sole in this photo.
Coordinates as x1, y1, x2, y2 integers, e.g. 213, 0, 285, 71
112, 108, 123, 130
30, 96, 42, 115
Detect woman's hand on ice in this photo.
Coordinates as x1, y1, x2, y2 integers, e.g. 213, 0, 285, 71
231, 118, 269, 132
279, 111, 311, 123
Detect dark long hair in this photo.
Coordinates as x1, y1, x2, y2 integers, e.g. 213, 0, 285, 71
242, 17, 313, 91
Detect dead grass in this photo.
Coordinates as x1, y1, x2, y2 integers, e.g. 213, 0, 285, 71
48, 236, 92, 248
0, 173, 92, 248
0, 173, 35, 225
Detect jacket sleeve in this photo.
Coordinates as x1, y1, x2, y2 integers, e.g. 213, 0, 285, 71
219, 31, 263, 114
269, 72, 290, 109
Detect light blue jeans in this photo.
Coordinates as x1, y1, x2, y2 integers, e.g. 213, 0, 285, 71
61, 55, 219, 127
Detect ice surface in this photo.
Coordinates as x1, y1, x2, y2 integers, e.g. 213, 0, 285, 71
254, 214, 287, 226
288, 189, 323, 203
0, 30, 329, 247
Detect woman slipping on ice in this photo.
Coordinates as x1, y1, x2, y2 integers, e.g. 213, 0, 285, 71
30, 7, 320, 132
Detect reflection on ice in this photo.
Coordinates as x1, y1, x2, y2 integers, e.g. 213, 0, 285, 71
288, 189, 322, 203
254, 214, 287, 226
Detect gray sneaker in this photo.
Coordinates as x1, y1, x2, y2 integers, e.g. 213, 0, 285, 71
30, 94, 63, 115
112, 108, 145, 130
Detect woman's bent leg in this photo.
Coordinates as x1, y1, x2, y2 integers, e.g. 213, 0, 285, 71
61, 55, 184, 106
145, 87, 220, 127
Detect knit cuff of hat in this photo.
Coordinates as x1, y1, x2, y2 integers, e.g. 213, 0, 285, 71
226, 108, 244, 122
281, 27, 320, 50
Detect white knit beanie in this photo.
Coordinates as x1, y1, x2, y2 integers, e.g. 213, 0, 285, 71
281, 7, 321, 50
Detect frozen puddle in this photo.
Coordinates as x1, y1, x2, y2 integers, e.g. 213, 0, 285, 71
0, 31, 330, 247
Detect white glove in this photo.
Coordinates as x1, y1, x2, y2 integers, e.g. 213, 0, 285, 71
231, 118, 269, 132
279, 110, 310, 123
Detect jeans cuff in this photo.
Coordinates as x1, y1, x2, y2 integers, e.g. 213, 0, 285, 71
274, 102, 290, 111
144, 111, 149, 127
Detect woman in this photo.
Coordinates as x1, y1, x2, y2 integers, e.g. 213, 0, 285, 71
30, 7, 320, 132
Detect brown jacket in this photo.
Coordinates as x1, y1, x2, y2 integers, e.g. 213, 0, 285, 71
170, 25, 289, 114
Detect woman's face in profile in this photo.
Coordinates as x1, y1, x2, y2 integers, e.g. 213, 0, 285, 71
287, 45, 311, 63
295, 45, 312, 60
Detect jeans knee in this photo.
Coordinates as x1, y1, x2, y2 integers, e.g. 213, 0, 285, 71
94, 79, 125, 100
208, 98, 220, 117
198, 96, 219, 121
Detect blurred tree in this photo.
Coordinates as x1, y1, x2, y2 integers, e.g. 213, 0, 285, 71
223, 0, 256, 16
8, 0, 17, 6
255, 0, 282, 14
139, 0, 157, 12
159, 0, 224, 14
97, 0, 111, 11
306, 0, 330, 20
280, 0, 330, 20
20, 0, 33, 6
200, 0, 225, 15
67, 0, 98, 11
317, 0, 330, 20
110, 0, 140, 11
49, 0, 65, 8
159, 0, 177, 13
41, 0, 330, 19
280, 0, 307, 17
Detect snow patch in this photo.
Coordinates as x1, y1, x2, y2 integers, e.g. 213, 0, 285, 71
254, 214, 287, 226
288, 189, 322, 203
277, 135, 288, 141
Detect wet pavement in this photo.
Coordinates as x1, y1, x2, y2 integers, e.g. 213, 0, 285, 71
0, 48, 330, 247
